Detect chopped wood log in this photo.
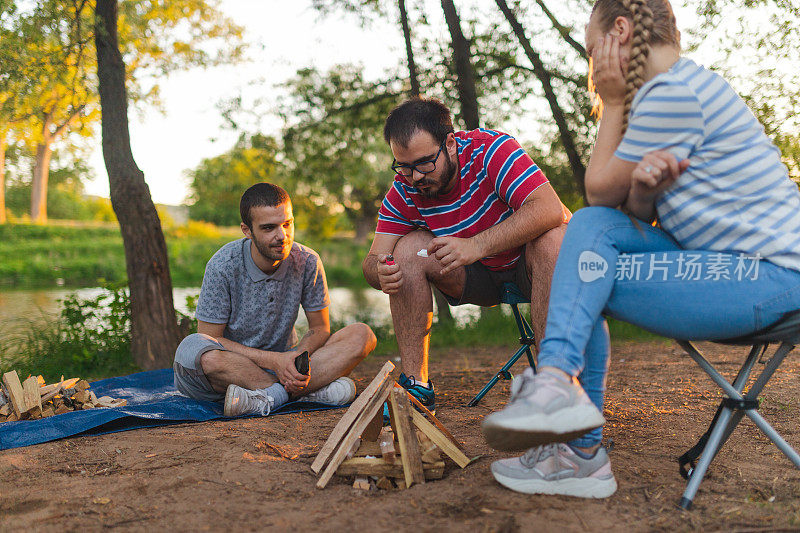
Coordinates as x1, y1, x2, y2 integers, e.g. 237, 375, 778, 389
316, 377, 395, 489
355, 440, 382, 457
336, 457, 444, 480
28, 406, 42, 420
89, 391, 99, 404
345, 438, 361, 460
379, 427, 396, 464
75, 380, 90, 392
6, 412, 19, 422
352, 477, 371, 490
376, 476, 394, 490
40, 386, 63, 403
22, 377, 42, 415
54, 405, 72, 415
0, 404, 9, 417
311, 360, 395, 474
389, 388, 425, 488
73, 390, 90, 404
36, 375, 45, 386
2, 371, 25, 418
404, 386, 465, 451
362, 409, 383, 442
395, 480, 407, 490
41, 406, 55, 418
410, 409, 471, 468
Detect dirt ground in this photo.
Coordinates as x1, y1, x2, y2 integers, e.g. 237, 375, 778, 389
2, 340, 800, 532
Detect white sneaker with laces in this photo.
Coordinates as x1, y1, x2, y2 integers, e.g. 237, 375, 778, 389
224, 384, 275, 417
302, 377, 356, 405
482, 368, 605, 451
491, 443, 617, 498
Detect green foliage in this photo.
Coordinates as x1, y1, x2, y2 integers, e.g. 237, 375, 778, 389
188, 133, 282, 226
0, 284, 139, 381
278, 65, 401, 237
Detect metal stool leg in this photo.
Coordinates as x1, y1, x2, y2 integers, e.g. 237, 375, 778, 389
467, 346, 527, 407
678, 341, 800, 509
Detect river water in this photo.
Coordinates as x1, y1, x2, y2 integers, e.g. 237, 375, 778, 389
0, 286, 481, 331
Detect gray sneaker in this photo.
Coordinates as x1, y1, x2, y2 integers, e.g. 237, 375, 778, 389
302, 377, 356, 405
224, 385, 275, 417
482, 368, 605, 451
492, 443, 617, 498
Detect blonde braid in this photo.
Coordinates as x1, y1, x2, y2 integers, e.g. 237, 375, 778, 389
620, 0, 654, 135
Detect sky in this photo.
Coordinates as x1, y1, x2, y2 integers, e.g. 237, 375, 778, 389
85, 0, 407, 205
81, 1, 775, 206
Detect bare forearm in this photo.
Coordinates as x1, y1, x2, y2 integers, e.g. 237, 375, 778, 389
362, 253, 381, 289
214, 336, 279, 369
471, 198, 562, 257
585, 104, 628, 207
294, 328, 330, 356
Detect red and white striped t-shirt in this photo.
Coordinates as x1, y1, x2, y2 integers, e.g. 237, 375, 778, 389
376, 128, 549, 271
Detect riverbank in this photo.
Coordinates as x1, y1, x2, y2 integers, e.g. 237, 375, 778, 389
0, 222, 370, 289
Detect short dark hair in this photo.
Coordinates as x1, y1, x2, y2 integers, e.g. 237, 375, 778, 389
240, 182, 290, 228
383, 97, 455, 148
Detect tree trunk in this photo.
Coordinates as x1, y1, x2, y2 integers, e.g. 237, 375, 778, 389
95, 0, 180, 370
354, 213, 374, 244
399, 0, 420, 97
31, 141, 52, 223
0, 133, 6, 224
495, 0, 587, 196
440, 0, 480, 129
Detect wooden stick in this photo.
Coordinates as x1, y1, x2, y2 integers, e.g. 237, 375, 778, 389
389, 388, 425, 487
22, 376, 42, 415
402, 385, 465, 451
2, 371, 25, 418
336, 457, 444, 479
316, 377, 395, 489
410, 409, 471, 468
311, 361, 394, 474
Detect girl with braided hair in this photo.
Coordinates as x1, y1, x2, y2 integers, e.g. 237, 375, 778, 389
482, 0, 800, 498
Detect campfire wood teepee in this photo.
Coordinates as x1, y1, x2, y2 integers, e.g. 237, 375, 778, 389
312, 361, 472, 490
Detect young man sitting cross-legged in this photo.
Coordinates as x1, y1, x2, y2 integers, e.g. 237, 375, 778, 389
174, 183, 377, 416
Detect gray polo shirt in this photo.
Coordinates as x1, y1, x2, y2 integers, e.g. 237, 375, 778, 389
195, 238, 330, 352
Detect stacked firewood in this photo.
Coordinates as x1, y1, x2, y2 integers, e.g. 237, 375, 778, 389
0, 370, 126, 423
312, 361, 472, 491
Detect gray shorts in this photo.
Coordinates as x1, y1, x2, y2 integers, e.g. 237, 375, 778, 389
173, 333, 227, 402
443, 256, 531, 307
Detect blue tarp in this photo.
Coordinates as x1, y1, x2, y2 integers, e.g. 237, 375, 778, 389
0, 368, 342, 451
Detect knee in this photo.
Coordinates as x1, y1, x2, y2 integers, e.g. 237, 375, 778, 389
393, 230, 431, 265
199, 349, 226, 376
568, 206, 625, 231
346, 322, 377, 359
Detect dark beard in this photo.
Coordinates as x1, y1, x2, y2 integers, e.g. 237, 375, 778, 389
420, 155, 457, 199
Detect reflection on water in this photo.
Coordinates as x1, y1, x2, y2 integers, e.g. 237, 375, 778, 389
0, 287, 482, 331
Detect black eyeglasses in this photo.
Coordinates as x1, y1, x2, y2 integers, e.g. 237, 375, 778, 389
391, 140, 447, 178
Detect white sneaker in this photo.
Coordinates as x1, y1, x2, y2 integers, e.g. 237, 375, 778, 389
302, 377, 356, 405
491, 443, 617, 498
224, 384, 275, 417
482, 368, 605, 451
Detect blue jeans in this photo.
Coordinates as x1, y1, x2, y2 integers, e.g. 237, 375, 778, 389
539, 207, 800, 448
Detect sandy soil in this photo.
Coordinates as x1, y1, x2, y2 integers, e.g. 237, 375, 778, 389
2, 340, 800, 532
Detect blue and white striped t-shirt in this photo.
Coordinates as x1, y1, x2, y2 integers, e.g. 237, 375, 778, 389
615, 57, 800, 272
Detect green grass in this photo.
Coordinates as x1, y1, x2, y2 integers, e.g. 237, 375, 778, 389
0, 222, 371, 289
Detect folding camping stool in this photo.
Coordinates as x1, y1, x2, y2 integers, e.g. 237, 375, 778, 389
467, 282, 536, 407
675, 309, 800, 510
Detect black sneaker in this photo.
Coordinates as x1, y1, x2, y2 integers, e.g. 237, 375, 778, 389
398, 372, 436, 414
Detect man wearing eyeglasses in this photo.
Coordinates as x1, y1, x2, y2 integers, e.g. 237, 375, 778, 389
362, 97, 570, 412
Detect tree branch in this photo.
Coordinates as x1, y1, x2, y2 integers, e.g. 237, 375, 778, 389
535, 0, 587, 59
